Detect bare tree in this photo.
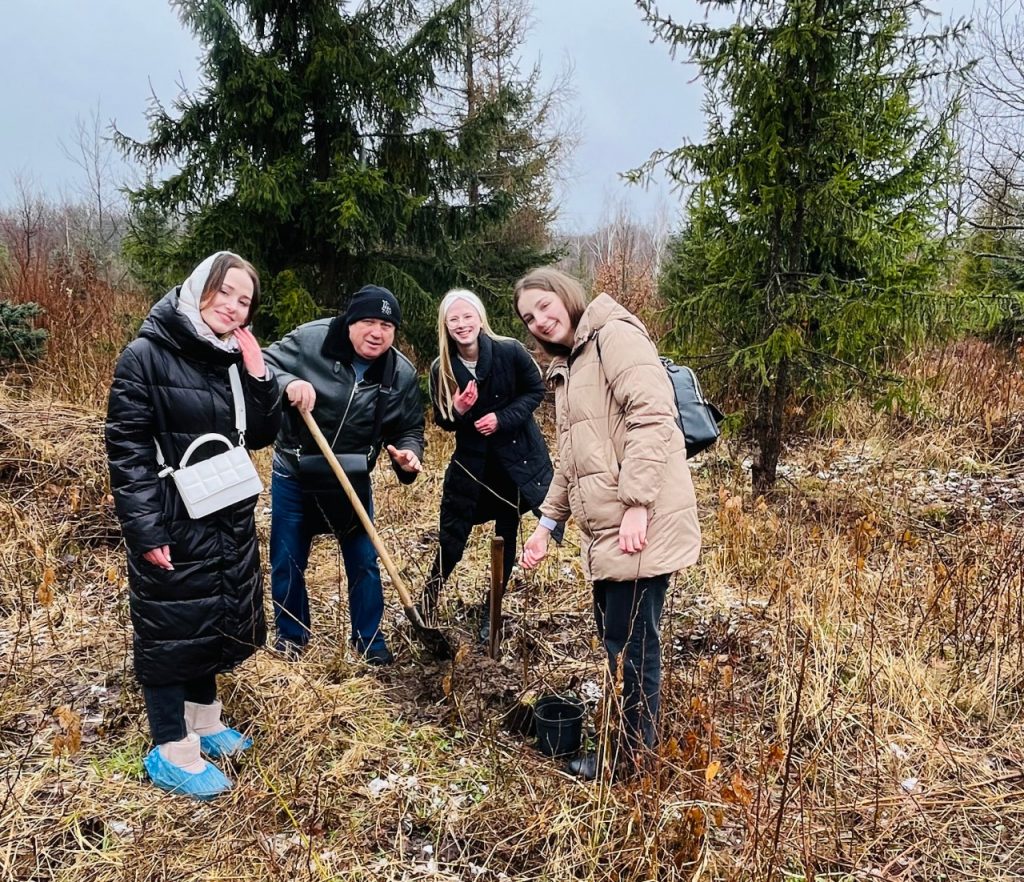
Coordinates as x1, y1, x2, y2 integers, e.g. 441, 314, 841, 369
59, 102, 128, 279
961, 0, 1024, 255
0, 178, 61, 299
425, 0, 577, 219
557, 197, 672, 339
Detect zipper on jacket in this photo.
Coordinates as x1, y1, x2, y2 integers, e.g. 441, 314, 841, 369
331, 378, 358, 449
292, 367, 358, 458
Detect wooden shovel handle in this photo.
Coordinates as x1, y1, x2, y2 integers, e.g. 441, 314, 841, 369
298, 408, 416, 611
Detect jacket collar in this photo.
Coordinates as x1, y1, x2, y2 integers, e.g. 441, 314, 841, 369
321, 314, 393, 384
451, 333, 493, 386
545, 293, 648, 383
571, 293, 622, 354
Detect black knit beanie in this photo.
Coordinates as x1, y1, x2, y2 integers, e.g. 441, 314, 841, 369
344, 285, 402, 328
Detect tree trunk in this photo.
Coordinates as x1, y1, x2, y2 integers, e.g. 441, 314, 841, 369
465, 4, 479, 207
751, 359, 790, 497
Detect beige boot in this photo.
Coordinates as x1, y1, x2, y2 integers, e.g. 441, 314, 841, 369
145, 732, 232, 799
184, 700, 227, 737
185, 700, 253, 759
157, 733, 206, 773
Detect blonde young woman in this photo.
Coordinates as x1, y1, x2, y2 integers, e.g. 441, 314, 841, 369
420, 289, 555, 635
515, 267, 701, 780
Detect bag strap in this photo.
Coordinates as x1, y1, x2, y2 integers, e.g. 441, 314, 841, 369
154, 361, 248, 476
228, 363, 248, 446
369, 349, 398, 457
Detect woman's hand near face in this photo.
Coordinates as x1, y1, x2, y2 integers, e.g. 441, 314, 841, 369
453, 379, 478, 415
233, 327, 266, 378
286, 380, 316, 412
143, 545, 174, 570
520, 526, 551, 569
618, 505, 649, 554
474, 413, 498, 435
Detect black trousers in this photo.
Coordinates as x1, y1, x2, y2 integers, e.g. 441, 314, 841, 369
423, 467, 523, 611
142, 675, 218, 745
592, 574, 669, 767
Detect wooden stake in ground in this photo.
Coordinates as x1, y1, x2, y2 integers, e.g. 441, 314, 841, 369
488, 537, 504, 659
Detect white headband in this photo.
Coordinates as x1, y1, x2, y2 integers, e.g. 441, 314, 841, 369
440, 289, 486, 321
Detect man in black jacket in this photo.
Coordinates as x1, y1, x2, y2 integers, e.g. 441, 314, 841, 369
264, 286, 424, 665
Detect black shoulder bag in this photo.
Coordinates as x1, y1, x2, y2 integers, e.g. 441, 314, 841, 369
297, 351, 398, 536
595, 332, 723, 459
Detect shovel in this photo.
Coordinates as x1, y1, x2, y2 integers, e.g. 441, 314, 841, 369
299, 408, 453, 660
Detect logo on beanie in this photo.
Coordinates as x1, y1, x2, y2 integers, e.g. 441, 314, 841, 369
381, 299, 393, 316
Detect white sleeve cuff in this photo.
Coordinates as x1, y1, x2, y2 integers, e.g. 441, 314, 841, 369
538, 516, 559, 532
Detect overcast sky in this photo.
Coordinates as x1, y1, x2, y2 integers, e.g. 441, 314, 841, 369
0, 0, 973, 232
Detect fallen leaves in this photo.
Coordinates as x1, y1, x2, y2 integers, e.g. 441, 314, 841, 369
52, 705, 82, 756
36, 566, 56, 607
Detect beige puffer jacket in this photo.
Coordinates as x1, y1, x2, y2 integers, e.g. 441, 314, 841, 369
539, 294, 701, 582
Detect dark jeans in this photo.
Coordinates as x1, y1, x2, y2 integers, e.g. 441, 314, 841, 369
142, 675, 217, 745
593, 574, 668, 766
270, 469, 386, 653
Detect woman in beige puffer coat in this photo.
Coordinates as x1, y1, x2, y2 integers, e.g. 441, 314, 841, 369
515, 267, 701, 781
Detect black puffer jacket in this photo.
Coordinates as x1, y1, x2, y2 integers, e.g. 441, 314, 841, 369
430, 335, 553, 521
105, 290, 281, 686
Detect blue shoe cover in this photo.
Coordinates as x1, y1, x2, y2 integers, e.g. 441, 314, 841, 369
199, 728, 253, 759
143, 746, 232, 801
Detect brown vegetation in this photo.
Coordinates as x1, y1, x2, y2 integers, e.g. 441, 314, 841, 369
0, 199, 146, 408
2, 288, 1024, 880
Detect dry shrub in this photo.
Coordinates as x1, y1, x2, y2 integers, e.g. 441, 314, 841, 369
0, 209, 147, 408
0, 391, 117, 552
5, 336, 1024, 880
592, 247, 671, 342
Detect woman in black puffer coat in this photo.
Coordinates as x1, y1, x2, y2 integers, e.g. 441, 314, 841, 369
419, 289, 556, 635
105, 252, 280, 800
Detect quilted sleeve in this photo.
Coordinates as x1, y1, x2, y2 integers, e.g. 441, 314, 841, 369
599, 322, 678, 509
104, 347, 173, 555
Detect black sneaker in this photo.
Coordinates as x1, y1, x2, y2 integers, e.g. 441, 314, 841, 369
566, 751, 600, 781
477, 602, 492, 644
362, 645, 394, 667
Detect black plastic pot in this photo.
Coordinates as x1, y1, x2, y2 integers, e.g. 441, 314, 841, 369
533, 694, 585, 758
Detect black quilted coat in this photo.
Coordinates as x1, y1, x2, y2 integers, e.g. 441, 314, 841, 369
429, 335, 553, 524
105, 290, 281, 686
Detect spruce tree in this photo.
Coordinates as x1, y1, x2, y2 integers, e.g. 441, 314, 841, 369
424, 0, 565, 338
0, 301, 47, 363
118, 0, 557, 354
636, 0, 968, 493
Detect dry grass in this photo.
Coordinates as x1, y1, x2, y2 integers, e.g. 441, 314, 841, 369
3, 337, 1024, 881
0, 231, 147, 409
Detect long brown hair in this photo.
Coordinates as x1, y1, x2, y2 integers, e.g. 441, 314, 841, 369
513, 267, 589, 356
199, 253, 261, 327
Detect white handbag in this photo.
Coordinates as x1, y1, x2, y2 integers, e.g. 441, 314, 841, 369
155, 364, 264, 519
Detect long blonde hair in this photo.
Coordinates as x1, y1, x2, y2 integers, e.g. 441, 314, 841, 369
434, 289, 501, 421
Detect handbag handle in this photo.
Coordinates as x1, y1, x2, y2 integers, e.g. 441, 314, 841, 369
154, 363, 247, 474
177, 433, 236, 468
